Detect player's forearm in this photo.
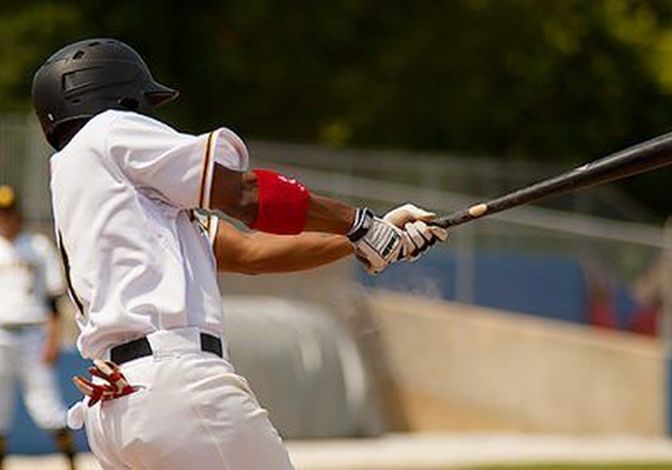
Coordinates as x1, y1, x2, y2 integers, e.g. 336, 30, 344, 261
304, 194, 356, 234
223, 232, 354, 274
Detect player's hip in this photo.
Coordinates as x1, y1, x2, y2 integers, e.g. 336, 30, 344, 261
96, 326, 237, 394
83, 352, 292, 469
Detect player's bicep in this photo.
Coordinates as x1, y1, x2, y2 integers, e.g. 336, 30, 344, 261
210, 164, 259, 225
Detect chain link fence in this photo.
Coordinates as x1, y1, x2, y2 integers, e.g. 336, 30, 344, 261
0, 115, 54, 231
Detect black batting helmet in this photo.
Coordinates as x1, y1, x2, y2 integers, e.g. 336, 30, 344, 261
32, 38, 178, 149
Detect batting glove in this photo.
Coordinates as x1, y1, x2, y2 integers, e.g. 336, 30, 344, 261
347, 207, 404, 274
383, 203, 449, 261
72, 359, 139, 407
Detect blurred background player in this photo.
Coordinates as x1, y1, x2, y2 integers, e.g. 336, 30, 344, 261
0, 185, 77, 470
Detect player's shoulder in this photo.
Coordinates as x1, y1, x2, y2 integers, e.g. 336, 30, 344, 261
91, 110, 177, 138
108, 110, 175, 131
53, 111, 181, 169
65, 110, 130, 142
60, 111, 176, 151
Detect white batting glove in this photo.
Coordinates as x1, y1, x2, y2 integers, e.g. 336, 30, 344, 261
383, 203, 449, 261
347, 207, 404, 274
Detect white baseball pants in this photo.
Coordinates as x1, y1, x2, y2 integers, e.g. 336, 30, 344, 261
80, 328, 295, 470
0, 325, 68, 432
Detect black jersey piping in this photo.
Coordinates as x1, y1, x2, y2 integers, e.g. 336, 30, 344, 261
57, 231, 84, 314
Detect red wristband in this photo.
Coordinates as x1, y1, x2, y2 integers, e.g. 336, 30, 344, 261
250, 169, 310, 235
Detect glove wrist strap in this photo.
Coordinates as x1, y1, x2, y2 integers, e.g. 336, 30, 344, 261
347, 207, 374, 242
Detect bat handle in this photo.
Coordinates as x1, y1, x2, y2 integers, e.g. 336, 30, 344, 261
430, 203, 489, 228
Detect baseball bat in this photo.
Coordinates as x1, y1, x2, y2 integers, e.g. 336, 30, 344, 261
432, 131, 672, 228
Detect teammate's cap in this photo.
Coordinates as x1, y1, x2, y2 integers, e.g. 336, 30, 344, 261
0, 185, 16, 209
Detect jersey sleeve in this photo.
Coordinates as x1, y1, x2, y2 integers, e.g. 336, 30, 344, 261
106, 113, 249, 210
38, 235, 66, 297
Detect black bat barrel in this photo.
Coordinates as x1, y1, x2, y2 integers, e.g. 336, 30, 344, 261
433, 131, 672, 228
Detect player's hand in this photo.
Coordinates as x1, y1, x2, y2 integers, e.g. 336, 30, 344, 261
383, 203, 449, 261
73, 360, 139, 407
347, 208, 404, 274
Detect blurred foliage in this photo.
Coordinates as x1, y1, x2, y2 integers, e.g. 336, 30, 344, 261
2, 0, 672, 214
0, 3, 84, 110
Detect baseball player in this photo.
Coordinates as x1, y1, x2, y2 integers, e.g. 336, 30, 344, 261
0, 185, 77, 470
31, 38, 447, 469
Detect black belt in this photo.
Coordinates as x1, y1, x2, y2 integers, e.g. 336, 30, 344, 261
110, 333, 223, 365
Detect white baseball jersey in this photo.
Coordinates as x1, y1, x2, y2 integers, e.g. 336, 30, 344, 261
49, 110, 248, 359
0, 232, 65, 325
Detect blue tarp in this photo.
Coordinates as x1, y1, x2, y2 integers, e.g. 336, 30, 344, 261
361, 250, 588, 324
7, 350, 90, 455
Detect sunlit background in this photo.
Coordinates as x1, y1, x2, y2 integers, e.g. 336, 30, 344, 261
3, 1, 672, 469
